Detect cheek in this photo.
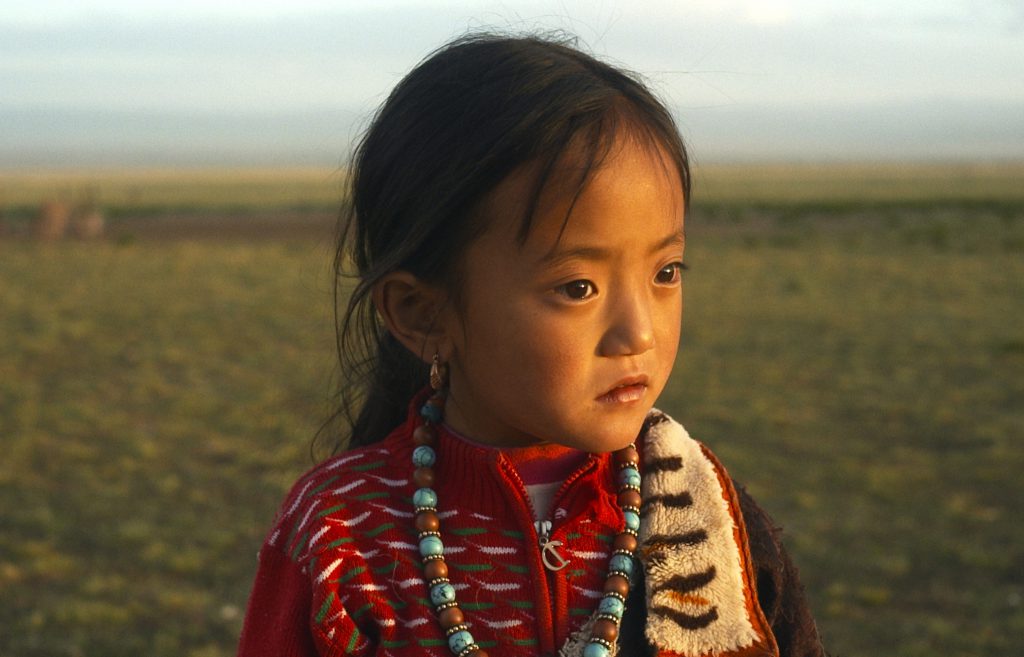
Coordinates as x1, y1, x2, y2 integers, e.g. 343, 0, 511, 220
657, 296, 683, 361
488, 305, 587, 388
461, 303, 546, 369
513, 313, 581, 376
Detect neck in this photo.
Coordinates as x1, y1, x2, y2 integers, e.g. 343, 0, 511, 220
441, 392, 545, 448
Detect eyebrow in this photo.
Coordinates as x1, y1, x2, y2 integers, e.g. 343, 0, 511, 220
540, 230, 685, 267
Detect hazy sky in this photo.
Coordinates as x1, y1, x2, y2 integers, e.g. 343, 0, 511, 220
2, 0, 1023, 167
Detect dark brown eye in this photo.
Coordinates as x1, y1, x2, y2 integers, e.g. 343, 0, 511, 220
557, 280, 596, 300
655, 263, 684, 285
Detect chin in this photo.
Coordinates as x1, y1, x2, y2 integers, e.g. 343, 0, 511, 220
583, 422, 647, 454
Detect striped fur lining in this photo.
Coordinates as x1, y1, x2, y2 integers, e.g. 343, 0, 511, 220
561, 410, 778, 657
641, 410, 777, 657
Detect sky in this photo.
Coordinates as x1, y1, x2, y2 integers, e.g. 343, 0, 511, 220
2, 0, 1023, 167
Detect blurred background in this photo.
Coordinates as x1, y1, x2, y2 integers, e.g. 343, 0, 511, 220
1, 1, 1022, 656
3, 0, 1023, 166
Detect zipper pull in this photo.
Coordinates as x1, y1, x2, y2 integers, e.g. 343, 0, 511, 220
534, 520, 569, 571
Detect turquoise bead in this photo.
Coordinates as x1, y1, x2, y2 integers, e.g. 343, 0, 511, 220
584, 642, 611, 657
623, 509, 640, 532
413, 488, 437, 508
598, 595, 625, 618
430, 582, 456, 606
447, 630, 475, 653
412, 445, 436, 467
420, 403, 443, 423
618, 466, 640, 488
610, 553, 634, 577
418, 535, 443, 557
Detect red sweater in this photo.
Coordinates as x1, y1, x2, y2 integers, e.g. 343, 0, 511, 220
237, 398, 826, 657
237, 400, 627, 657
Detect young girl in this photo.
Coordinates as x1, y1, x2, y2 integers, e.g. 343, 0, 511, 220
238, 34, 824, 657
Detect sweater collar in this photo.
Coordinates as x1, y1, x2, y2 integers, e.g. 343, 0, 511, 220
397, 387, 608, 520
442, 422, 588, 486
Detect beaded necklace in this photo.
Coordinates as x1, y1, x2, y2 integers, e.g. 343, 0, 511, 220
410, 389, 642, 657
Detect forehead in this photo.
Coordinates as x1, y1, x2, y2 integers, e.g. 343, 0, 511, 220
476, 137, 685, 260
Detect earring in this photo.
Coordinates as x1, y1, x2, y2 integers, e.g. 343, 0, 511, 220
429, 352, 447, 391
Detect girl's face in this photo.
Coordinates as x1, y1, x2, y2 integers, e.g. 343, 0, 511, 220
441, 136, 685, 452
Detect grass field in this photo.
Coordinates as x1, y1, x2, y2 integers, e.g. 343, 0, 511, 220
1, 165, 1023, 656
4, 162, 1024, 215
0, 168, 349, 215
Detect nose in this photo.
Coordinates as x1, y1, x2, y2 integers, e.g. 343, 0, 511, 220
598, 288, 655, 357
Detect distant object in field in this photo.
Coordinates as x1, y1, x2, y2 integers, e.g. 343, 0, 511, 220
31, 200, 106, 241
33, 200, 72, 240
70, 204, 106, 240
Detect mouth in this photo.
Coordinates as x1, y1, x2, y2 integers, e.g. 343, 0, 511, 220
596, 375, 650, 405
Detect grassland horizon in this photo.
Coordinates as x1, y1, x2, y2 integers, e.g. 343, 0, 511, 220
2, 161, 1024, 215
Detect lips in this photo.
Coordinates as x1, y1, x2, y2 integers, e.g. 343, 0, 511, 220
596, 375, 650, 404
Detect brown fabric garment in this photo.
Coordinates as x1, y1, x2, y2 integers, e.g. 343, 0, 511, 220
735, 483, 826, 657
617, 483, 827, 657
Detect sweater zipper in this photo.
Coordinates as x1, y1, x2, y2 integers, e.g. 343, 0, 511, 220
531, 453, 599, 571
505, 453, 599, 554
502, 454, 601, 650
534, 520, 570, 571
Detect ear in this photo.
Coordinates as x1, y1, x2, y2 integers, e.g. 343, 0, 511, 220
372, 271, 450, 364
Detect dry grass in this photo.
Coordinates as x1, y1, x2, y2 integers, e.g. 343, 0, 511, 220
0, 167, 348, 211
693, 161, 1024, 204
2, 163, 1022, 215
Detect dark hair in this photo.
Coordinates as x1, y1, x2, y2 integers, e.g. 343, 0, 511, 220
321, 32, 690, 454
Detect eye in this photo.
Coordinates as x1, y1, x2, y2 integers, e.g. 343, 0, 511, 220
655, 262, 687, 285
555, 279, 597, 301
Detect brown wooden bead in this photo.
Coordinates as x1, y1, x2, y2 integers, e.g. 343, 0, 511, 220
413, 425, 436, 446
592, 618, 619, 642
604, 574, 630, 597
424, 559, 448, 580
415, 511, 440, 533
617, 489, 641, 509
437, 605, 464, 629
413, 466, 434, 488
615, 445, 639, 465
613, 532, 638, 553
472, 651, 488, 657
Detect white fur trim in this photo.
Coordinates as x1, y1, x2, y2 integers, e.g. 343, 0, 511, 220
640, 411, 761, 654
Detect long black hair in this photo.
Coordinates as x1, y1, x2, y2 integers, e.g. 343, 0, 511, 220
322, 32, 691, 454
